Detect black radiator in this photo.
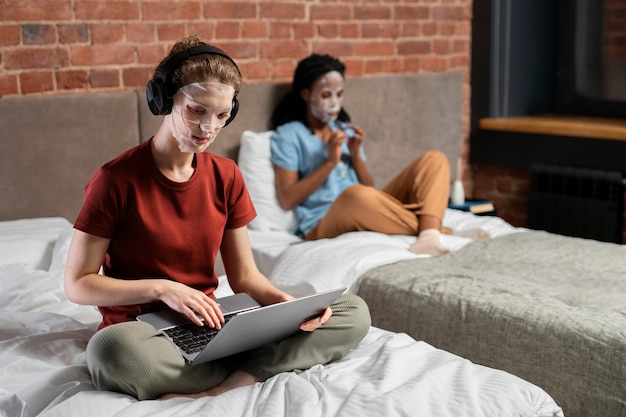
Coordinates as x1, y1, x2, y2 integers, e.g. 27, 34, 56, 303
527, 164, 624, 243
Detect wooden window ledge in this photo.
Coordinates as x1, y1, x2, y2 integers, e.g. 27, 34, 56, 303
479, 114, 626, 141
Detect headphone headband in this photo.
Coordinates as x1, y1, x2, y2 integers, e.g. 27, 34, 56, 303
146, 44, 240, 125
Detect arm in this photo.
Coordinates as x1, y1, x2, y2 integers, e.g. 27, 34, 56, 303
346, 125, 374, 187
273, 129, 345, 211
64, 229, 224, 328
220, 226, 331, 331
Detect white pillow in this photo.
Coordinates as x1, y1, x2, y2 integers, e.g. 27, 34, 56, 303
49, 226, 74, 272
238, 130, 297, 232
0, 217, 72, 270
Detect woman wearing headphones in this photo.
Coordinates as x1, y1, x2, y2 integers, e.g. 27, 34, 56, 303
64, 36, 370, 400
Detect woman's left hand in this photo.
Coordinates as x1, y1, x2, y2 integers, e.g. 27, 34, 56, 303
347, 124, 364, 156
299, 307, 332, 332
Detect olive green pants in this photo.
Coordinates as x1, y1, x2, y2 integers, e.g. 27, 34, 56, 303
86, 294, 371, 400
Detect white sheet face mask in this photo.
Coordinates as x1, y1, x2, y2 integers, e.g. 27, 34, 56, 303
167, 82, 236, 153
307, 71, 345, 124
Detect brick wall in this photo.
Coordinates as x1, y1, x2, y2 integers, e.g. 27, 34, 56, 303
0, 0, 475, 190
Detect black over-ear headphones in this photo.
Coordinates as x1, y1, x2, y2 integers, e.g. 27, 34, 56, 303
146, 45, 240, 126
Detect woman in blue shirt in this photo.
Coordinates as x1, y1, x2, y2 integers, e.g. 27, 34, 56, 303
270, 54, 451, 256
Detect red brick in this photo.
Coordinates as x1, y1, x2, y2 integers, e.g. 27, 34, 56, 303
0, 0, 72, 21
394, 6, 430, 20
58, 24, 89, 44
243, 61, 271, 80
0, 73, 18, 95
0, 25, 21, 46
142, 1, 201, 21
354, 41, 394, 56
261, 3, 306, 20
310, 5, 351, 21
260, 40, 307, 59
422, 22, 438, 36
364, 59, 384, 74
126, 24, 157, 43
242, 21, 268, 39
156, 24, 187, 41
433, 39, 451, 54
382, 57, 405, 73
71, 45, 135, 66
270, 60, 295, 79
22, 24, 56, 45
4, 48, 70, 70
398, 40, 431, 55
270, 22, 292, 39
123, 66, 152, 88
205, 2, 257, 19
312, 42, 354, 58
402, 23, 421, 37
432, 5, 470, 20
20, 71, 54, 94
75, 1, 139, 20
217, 42, 258, 60
339, 23, 359, 39
423, 56, 448, 71
318, 23, 339, 39
295, 22, 315, 39
215, 21, 240, 39
56, 69, 88, 90
440, 22, 456, 36
91, 24, 125, 44
89, 69, 120, 88
354, 6, 391, 20
136, 44, 165, 66
187, 23, 216, 41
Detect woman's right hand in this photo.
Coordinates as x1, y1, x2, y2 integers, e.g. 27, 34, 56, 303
159, 280, 225, 328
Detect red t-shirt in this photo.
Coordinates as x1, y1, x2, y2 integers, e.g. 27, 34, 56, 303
74, 139, 256, 329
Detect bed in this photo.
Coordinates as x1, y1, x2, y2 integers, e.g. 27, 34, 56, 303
236, 131, 625, 417
0, 76, 568, 417
0, 216, 565, 417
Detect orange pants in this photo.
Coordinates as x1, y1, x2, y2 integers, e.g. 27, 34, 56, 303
305, 150, 450, 240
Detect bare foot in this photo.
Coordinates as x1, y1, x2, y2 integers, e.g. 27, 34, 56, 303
158, 370, 262, 400
409, 228, 450, 256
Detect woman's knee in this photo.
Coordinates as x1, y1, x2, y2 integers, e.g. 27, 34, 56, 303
336, 184, 385, 208
417, 150, 450, 170
333, 293, 371, 342
87, 321, 182, 399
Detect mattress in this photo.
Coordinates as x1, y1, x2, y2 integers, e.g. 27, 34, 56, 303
356, 230, 626, 417
0, 216, 564, 417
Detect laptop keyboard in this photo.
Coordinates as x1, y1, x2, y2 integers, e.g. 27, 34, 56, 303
164, 315, 233, 355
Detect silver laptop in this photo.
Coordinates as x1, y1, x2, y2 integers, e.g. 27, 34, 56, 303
137, 287, 346, 365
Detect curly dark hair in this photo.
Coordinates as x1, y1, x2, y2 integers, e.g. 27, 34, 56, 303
270, 54, 350, 130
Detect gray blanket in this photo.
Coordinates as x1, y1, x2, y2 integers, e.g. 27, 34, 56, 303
356, 230, 626, 417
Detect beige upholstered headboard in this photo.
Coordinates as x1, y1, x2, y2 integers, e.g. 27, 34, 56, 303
0, 72, 462, 222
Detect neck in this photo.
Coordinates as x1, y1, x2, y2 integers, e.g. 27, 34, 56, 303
151, 126, 196, 182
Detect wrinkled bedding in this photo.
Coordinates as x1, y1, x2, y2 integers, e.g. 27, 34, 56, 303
0, 217, 565, 417
357, 230, 626, 417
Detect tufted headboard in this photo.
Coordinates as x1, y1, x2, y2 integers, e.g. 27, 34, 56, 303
0, 72, 462, 222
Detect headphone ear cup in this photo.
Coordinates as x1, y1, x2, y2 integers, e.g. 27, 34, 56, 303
224, 96, 239, 126
146, 78, 173, 116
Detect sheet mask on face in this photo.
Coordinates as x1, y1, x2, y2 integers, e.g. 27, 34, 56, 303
308, 71, 344, 124
167, 81, 236, 153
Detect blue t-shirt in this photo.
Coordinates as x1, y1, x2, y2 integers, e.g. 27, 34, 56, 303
270, 121, 366, 235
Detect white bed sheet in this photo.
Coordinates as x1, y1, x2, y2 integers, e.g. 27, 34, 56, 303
0, 217, 563, 417
253, 209, 524, 297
